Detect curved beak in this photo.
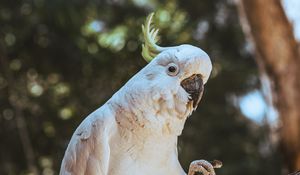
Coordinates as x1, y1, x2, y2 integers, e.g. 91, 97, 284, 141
180, 74, 204, 108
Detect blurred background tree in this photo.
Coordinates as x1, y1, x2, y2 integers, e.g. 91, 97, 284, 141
238, 0, 300, 173
2, 0, 298, 174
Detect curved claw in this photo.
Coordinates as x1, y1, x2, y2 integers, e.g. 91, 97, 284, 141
188, 160, 220, 175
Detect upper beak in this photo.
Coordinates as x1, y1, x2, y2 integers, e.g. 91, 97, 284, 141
180, 74, 204, 108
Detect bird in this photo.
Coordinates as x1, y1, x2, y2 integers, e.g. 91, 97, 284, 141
60, 12, 219, 175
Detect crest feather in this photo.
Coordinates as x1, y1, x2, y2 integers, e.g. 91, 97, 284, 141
141, 13, 165, 62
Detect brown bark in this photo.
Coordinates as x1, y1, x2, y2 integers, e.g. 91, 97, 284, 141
237, 0, 300, 172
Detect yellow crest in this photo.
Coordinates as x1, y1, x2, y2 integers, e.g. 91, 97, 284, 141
141, 13, 165, 62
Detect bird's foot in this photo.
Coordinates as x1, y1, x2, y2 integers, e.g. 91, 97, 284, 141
187, 160, 222, 175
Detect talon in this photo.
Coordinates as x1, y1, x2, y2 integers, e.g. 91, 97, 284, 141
188, 160, 216, 175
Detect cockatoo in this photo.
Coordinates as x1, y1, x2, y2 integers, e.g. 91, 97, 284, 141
60, 13, 220, 175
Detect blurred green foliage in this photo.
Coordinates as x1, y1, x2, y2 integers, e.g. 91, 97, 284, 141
0, 0, 283, 174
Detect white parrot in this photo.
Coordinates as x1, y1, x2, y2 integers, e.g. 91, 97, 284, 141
60, 13, 221, 175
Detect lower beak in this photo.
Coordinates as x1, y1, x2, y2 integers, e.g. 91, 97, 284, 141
180, 74, 204, 108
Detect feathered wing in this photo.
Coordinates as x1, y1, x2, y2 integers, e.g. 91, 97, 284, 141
60, 108, 113, 175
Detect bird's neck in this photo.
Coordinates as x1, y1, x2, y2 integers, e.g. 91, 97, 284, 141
108, 89, 190, 137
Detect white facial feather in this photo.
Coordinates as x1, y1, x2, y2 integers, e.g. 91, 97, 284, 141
107, 43, 212, 136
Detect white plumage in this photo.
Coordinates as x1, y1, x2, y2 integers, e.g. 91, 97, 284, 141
60, 13, 215, 175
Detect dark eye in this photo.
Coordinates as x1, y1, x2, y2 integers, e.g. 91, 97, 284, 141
166, 63, 179, 76
168, 66, 176, 73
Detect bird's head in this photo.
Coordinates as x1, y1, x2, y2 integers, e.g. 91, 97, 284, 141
138, 13, 212, 117
111, 13, 212, 134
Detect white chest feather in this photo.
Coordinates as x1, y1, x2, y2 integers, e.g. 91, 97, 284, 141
107, 122, 186, 175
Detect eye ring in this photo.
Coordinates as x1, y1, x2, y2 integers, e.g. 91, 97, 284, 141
166, 63, 179, 76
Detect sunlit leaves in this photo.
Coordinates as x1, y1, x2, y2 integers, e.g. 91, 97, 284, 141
9, 59, 22, 71
59, 107, 73, 120
131, 0, 157, 8
53, 83, 70, 97
87, 43, 98, 54
97, 25, 128, 52
47, 73, 60, 85
82, 20, 105, 35
26, 69, 44, 97
28, 82, 44, 97
39, 156, 55, 175
2, 108, 14, 120
20, 3, 32, 16
43, 122, 56, 137
4, 33, 16, 46
194, 20, 209, 40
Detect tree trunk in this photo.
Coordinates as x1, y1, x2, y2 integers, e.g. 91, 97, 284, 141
237, 0, 300, 172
